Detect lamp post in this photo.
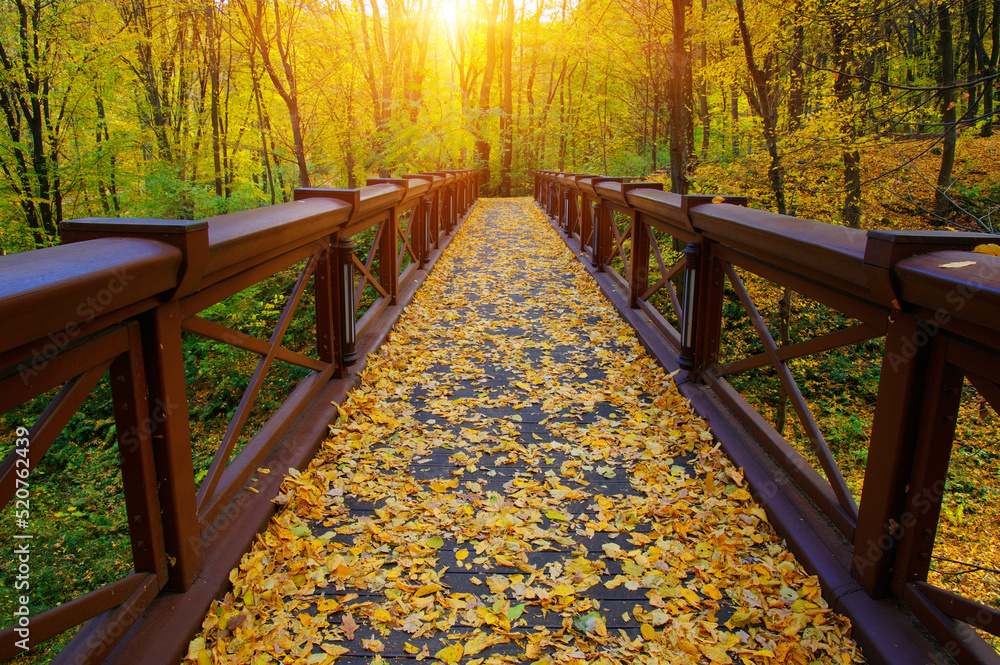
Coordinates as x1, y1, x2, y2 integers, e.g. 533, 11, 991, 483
338, 237, 359, 365
421, 197, 432, 268
678, 241, 701, 373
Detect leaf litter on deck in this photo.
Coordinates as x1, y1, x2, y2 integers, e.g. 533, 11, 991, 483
183, 198, 865, 665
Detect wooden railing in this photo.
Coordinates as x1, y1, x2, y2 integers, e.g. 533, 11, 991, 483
0, 169, 477, 663
536, 170, 1000, 665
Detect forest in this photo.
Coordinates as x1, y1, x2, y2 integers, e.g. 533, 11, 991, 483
1, 0, 999, 661
1, 0, 998, 256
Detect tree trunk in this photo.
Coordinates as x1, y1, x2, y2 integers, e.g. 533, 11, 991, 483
477, 0, 501, 192
789, 14, 805, 130
669, 0, 689, 194
833, 22, 861, 228
500, 0, 514, 196
698, 0, 710, 158
935, 0, 957, 219
207, 1, 223, 197
979, 0, 998, 136
735, 0, 786, 214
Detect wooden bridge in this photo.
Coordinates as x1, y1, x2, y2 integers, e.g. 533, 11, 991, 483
0, 170, 997, 665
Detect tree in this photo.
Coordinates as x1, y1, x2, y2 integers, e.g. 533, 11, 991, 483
236, 0, 312, 188
934, 0, 956, 219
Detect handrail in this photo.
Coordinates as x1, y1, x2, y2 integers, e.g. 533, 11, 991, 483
536, 169, 1000, 665
0, 169, 478, 663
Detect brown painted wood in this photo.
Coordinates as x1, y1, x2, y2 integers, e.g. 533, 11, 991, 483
194, 250, 321, 511
0, 238, 181, 354
912, 582, 1000, 638
0, 363, 109, 510
890, 337, 963, 595
49, 574, 159, 665
0, 573, 150, 660
138, 301, 203, 591
715, 323, 882, 378
182, 315, 327, 372
110, 323, 168, 583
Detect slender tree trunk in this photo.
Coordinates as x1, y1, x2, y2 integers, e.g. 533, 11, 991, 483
698, 0, 710, 158
730, 33, 740, 158
833, 22, 862, 228
207, 1, 223, 197
500, 0, 514, 196
789, 13, 805, 130
935, 0, 957, 219
250, 50, 276, 204
979, 0, 998, 136
477, 0, 501, 191
669, 0, 689, 193
240, 0, 311, 187
735, 0, 786, 214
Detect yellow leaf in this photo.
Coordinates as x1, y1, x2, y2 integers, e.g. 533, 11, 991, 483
939, 260, 976, 269
465, 632, 508, 655
730, 488, 751, 501
435, 642, 464, 664
545, 509, 568, 522
186, 637, 207, 661
362, 638, 384, 653
415, 583, 443, 597
456, 548, 469, 561
973, 243, 1000, 257
700, 644, 733, 664
321, 645, 350, 659
712, 196, 726, 203
703, 584, 723, 600
332, 563, 356, 578
640, 623, 657, 641
552, 583, 575, 596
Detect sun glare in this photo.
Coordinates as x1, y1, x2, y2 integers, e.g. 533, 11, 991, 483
439, 0, 460, 30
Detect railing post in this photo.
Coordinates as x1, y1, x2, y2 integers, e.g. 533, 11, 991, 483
337, 236, 359, 366
559, 183, 568, 230
852, 314, 949, 597
682, 194, 748, 380
692, 238, 725, 379
628, 210, 648, 309
547, 176, 556, 217
109, 322, 169, 585
315, 237, 337, 365
621, 181, 662, 308
579, 194, 592, 249
851, 230, 995, 597
140, 300, 204, 590
888, 336, 963, 597
60, 217, 209, 592
431, 189, 441, 247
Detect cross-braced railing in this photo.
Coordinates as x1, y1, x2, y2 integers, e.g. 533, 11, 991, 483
0, 169, 478, 664
537, 169, 1000, 665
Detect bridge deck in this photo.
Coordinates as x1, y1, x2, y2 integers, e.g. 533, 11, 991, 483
182, 199, 865, 664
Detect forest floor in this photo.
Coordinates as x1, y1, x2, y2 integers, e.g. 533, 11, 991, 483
183, 199, 865, 665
